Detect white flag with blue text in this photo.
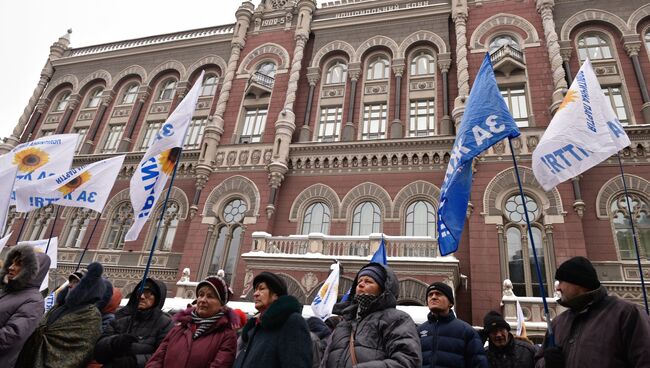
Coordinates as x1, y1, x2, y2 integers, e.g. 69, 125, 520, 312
14, 155, 125, 213
125, 71, 204, 241
0, 166, 18, 232
532, 58, 631, 191
311, 262, 340, 320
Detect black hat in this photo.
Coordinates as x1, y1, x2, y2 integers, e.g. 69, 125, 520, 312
426, 282, 454, 305
253, 271, 288, 296
357, 263, 387, 290
555, 256, 600, 291
483, 311, 510, 334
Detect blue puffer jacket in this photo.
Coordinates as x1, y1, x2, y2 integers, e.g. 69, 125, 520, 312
418, 311, 487, 368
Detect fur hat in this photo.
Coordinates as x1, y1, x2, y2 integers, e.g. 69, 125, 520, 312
253, 271, 288, 296
357, 263, 387, 290
555, 256, 600, 290
483, 311, 510, 334
426, 282, 455, 306
197, 276, 232, 304
96, 278, 114, 311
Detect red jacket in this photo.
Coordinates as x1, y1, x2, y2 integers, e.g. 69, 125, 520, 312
146, 307, 238, 368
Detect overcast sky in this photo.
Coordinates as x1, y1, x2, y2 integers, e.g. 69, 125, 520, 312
0, 0, 279, 141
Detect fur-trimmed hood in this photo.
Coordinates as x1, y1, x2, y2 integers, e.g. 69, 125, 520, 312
241, 295, 303, 341
332, 262, 398, 319
0, 245, 50, 292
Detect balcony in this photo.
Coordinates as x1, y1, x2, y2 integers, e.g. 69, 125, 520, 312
489, 45, 526, 77
246, 72, 275, 97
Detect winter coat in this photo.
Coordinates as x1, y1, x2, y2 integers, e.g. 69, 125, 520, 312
234, 295, 312, 368
16, 262, 105, 368
536, 285, 650, 368
418, 311, 488, 368
0, 245, 50, 368
486, 334, 535, 368
146, 307, 238, 368
320, 263, 422, 368
308, 317, 331, 368
94, 278, 173, 368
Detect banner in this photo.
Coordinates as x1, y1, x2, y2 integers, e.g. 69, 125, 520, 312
15, 155, 125, 213
18, 237, 58, 291
45, 281, 69, 312
516, 299, 527, 337
125, 71, 204, 241
0, 166, 18, 232
0, 134, 77, 205
311, 262, 340, 320
532, 58, 631, 191
437, 53, 520, 256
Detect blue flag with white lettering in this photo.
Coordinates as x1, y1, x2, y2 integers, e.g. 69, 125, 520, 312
437, 53, 520, 256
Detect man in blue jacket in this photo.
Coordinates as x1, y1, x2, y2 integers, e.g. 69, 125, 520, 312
418, 282, 488, 368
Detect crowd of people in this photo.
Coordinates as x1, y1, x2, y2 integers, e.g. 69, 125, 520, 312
1, 246, 649, 367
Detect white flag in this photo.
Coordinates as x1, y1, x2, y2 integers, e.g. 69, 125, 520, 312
515, 299, 526, 337
0, 134, 78, 205
532, 58, 630, 191
18, 237, 58, 291
0, 232, 11, 250
15, 155, 125, 213
0, 166, 18, 231
125, 71, 204, 241
311, 262, 340, 320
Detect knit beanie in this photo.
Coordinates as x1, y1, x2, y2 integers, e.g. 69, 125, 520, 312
253, 271, 288, 296
357, 263, 387, 290
426, 282, 455, 305
483, 311, 510, 333
197, 276, 231, 304
102, 287, 123, 314
555, 256, 600, 290
68, 269, 86, 283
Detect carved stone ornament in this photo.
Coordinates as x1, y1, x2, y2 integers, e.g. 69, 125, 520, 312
270, 0, 288, 9
302, 272, 318, 290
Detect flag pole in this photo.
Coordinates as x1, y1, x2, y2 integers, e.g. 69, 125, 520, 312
616, 153, 649, 314
45, 205, 60, 253
138, 147, 183, 295
508, 137, 555, 345
75, 210, 100, 272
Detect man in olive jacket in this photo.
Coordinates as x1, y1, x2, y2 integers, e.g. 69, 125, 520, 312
536, 256, 650, 368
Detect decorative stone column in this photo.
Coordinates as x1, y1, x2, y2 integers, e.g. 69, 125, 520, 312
559, 42, 573, 85
117, 87, 150, 152
623, 38, 650, 124
451, 0, 469, 128
390, 60, 405, 139
341, 64, 361, 141
298, 67, 320, 142
55, 94, 80, 134
81, 92, 113, 154
266, 0, 317, 218
571, 176, 585, 218
190, 172, 209, 218
438, 53, 453, 135
537, 0, 567, 114
0, 30, 70, 154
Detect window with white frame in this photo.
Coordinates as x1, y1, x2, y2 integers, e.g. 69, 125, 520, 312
408, 100, 435, 137
366, 55, 390, 80
157, 79, 177, 101
501, 87, 529, 127
102, 125, 124, 153
361, 104, 387, 140
207, 198, 247, 282
325, 61, 348, 84
317, 106, 343, 142
103, 202, 133, 249
410, 51, 435, 76
40, 129, 55, 137
54, 91, 71, 111
405, 200, 436, 237
86, 87, 103, 108
240, 108, 267, 143
351, 201, 381, 236
184, 118, 207, 149
577, 33, 613, 61
140, 121, 163, 151
200, 74, 219, 97
146, 202, 180, 252
62, 208, 92, 248
610, 194, 650, 260
121, 83, 139, 104
301, 202, 331, 235
602, 87, 629, 125
74, 127, 88, 153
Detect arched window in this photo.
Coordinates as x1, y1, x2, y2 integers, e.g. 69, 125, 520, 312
121, 83, 139, 104
62, 208, 92, 248
489, 35, 520, 54
577, 33, 613, 61
366, 55, 390, 80
410, 51, 435, 76
207, 198, 247, 283
200, 74, 219, 96
610, 194, 650, 260
25, 206, 54, 241
502, 194, 550, 297
257, 62, 276, 78
351, 201, 381, 235
146, 202, 180, 252
54, 91, 71, 111
602, 86, 629, 125
86, 87, 103, 108
405, 200, 436, 236
325, 61, 348, 84
301, 202, 331, 235
103, 202, 133, 250
157, 79, 177, 101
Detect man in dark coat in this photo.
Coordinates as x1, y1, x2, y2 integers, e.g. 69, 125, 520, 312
0, 245, 51, 368
536, 256, 650, 368
94, 278, 173, 368
483, 311, 535, 368
234, 271, 312, 368
418, 282, 487, 368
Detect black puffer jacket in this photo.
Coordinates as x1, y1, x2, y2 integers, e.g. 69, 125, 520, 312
320, 262, 421, 368
486, 334, 535, 368
94, 278, 173, 368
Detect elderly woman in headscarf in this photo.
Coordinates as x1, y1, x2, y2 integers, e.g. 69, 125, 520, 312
320, 262, 421, 368
146, 275, 239, 367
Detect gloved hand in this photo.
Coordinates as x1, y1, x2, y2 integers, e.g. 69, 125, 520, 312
543, 346, 565, 368
111, 334, 138, 352
106, 355, 137, 368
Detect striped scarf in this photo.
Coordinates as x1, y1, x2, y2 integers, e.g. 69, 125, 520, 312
191, 310, 224, 340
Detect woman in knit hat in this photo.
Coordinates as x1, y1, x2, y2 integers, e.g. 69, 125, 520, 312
320, 262, 422, 368
146, 275, 239, 368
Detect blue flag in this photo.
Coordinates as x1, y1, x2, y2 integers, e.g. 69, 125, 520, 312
437, 53, 520, 256
341, 236, 388, 302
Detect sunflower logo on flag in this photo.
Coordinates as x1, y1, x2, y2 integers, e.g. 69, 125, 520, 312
558, 89, 578, 111
13, 147, 50, 173
159, 147, 181, 175
57, 172, 92, 196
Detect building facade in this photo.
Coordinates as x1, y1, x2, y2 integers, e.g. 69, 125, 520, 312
2, 0, 649, 338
